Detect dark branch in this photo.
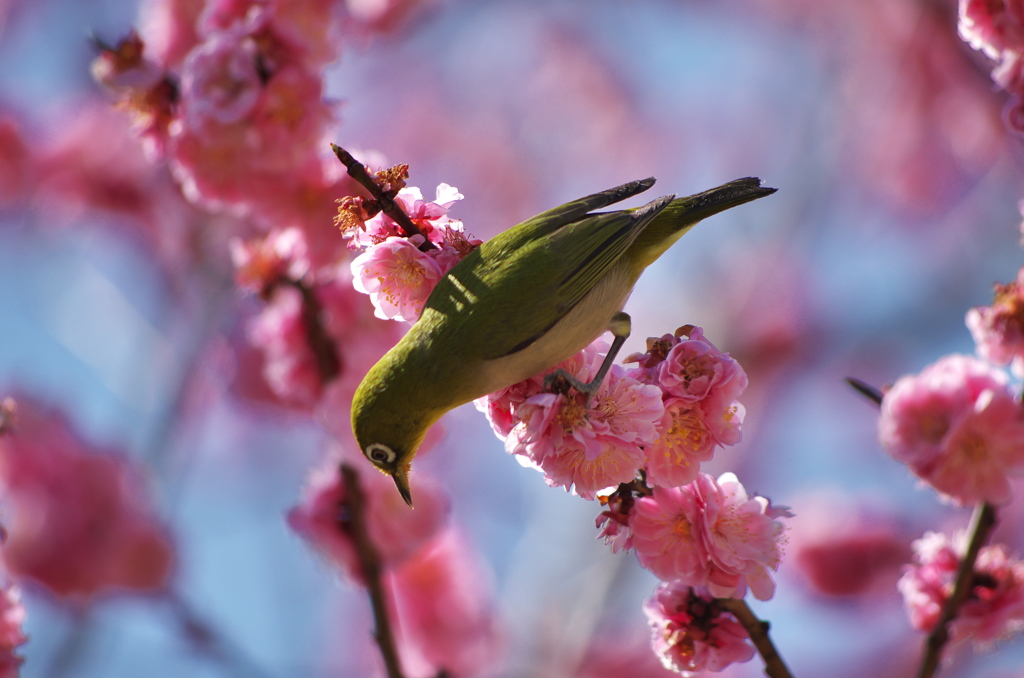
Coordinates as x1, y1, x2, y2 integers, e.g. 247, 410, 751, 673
915, 502, 998, 678
716, 598, 792, 678
340, 464, 406, 678
845, 377, 884, 406
330, 144, 437, 251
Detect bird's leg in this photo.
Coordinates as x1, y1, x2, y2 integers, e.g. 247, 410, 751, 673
544, 312, 632, 403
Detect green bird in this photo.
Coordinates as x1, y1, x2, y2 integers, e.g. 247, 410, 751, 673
352, 176, 776, 506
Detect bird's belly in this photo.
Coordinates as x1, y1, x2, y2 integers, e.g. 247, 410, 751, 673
475, 268, 633, 394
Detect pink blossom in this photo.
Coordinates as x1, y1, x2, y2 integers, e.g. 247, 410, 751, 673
388, 530, 501, 678
346, 184, 466, 249
595, 489, 635, 553
631, 473, 790, 600
506, 360, 664, 499
230, 227, 311, 293
351, 236, 445, 321
0, 116, 33, 207
90, 31, 164, 92
168, 58, 333, 213
643, 582, 755, 674
787, 494, 911, 597
630, 484, 710, 586
966, 267, 1024, 374
644, 398, 718, 488
198, 0, 344, 69
657, 327, 747, 406
473, 373, 546, 439
179, 30, 263, 127
879, 354, 1024, 505
286, 455, 449, 583
0, 398, 175, 599
958, 0, 1024, 61
0, 573, 26, 678
139, 0, 205, 69
697, 473, 791, 601
898, 531, 1024, 647
247, 285, 326, 405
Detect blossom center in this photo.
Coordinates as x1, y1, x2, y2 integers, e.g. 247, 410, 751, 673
557, 396, 588, 434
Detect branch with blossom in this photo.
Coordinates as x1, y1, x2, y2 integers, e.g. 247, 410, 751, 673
847, 261, 1024, 677
334, 151, 793, 676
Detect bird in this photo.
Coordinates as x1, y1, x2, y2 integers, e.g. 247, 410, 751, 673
351, 176, 776, 506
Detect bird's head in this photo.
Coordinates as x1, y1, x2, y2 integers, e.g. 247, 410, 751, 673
352, 374, 430, 508
360, 440, 414, 508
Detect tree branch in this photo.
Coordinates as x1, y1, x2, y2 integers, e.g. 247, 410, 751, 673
915, 502, 998, 678
340, 463, 406, 678
330, 144, 437, 251
716, 598, 792, 678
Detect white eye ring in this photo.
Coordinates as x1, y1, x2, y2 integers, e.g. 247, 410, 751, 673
366, 443, 397, 465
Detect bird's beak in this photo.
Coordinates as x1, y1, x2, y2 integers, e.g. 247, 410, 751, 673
392, 468, 413, 508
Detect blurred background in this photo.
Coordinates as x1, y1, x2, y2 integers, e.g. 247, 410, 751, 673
1, 0, 1023, 676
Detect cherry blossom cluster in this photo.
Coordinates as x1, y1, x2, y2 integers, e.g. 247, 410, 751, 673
873, 263, 1024, 651
341, 181, 480, 322
478, 326, 747, 498
643, 582, 755, 674
879, 266, 1024, 507
958, 0, 1024, 133
286, 448, 500, 676
0, 396, 175, 600
899, 531, 1024, 648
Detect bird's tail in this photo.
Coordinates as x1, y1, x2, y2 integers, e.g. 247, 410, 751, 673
630, 177, 776, 268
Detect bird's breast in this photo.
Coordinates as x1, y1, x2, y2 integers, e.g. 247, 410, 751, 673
475, 265, 635, 393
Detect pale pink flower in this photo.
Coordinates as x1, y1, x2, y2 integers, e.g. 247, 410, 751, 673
899, 531, 1024, 647
643, 582, 755, 674
351, 236, 445, 321
966, 267, 1024, 375
0, 398, 175, 599
879, 354, 1024, 505
631, 474, 790, 601
389, 530, 501, 678
286, 456, 450, 583
657, 327, 747, 406
507, 362, 664, 499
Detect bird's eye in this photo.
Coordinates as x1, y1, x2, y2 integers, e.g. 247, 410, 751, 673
366, 443, 397, 465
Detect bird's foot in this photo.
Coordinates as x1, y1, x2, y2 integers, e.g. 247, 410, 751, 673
542, 312, 632, 406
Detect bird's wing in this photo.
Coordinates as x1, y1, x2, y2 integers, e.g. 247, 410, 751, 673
423, 194, 674, 361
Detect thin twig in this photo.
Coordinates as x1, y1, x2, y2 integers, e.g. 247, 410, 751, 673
164, 590, 276, 678
716, 598, 792, 678
287, 278, 342, 383
330, 144, 437, 250
915, 502, 998, 678
845, 377, 884, 406
340, 463, 406, 678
